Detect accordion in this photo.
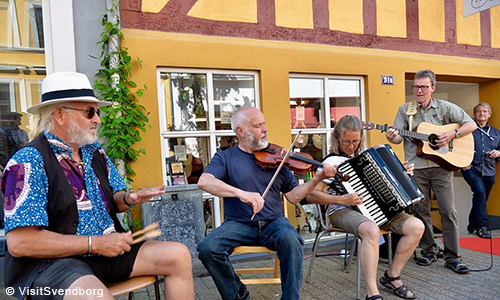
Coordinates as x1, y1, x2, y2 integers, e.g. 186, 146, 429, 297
328, 144, 424, 227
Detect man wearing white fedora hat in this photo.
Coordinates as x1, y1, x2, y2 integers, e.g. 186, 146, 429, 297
1, 72, 194, 300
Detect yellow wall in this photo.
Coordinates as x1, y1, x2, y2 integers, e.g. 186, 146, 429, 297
456, 0, 481, 46
419, 0, 445, 42
492, 6, 500, 48
187, 0, 258, 23
376, 0, 406, 38
275, 0, 313, 29
122, 28, 500, 217
480, 80, 500, 215
329, 0, 363, 34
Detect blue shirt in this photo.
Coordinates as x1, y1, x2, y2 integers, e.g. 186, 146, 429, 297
2, 131, 126, 235
470, 121, 500, 176
203, 146, 298, 221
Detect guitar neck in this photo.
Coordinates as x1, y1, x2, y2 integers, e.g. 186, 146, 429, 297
373, 124, 428, 141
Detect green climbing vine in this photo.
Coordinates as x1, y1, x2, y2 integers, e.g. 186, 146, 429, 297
93, 1, 150, 184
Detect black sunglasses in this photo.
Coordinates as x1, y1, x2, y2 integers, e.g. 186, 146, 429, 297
61, 106, 101, 119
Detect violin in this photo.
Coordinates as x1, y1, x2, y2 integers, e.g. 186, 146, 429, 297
251, 140, 346, 220
254, 143, 323, 174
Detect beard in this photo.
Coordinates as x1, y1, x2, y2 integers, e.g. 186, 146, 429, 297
67, 121, 98, 147
245, 129, 268, 151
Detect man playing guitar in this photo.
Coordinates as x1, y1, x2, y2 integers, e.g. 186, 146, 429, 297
385, 69, 476, 274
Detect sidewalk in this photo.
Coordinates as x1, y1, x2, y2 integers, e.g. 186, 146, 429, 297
1, 231, 498, 300
115, 231, 500, 300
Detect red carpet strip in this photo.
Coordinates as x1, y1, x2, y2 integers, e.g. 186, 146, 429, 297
459, 237, 500, 256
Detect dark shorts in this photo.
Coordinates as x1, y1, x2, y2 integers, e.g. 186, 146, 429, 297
29, 242, 144, 300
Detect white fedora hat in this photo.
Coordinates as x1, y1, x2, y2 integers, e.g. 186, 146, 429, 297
27, 71, 112, 115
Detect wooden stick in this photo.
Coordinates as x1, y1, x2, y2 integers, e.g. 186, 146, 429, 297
132, 230, 162, 244
130, 222, 159, 238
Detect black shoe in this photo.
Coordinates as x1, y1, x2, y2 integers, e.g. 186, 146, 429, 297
235, 284, 250, 300
477, 226, 491, 239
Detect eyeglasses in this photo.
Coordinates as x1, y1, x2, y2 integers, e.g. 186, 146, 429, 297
411, 85, 431, 91
61, 106, 100, 119
339, 139, 360, 146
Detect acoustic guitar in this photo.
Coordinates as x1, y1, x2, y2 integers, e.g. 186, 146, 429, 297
363, 121, 474, 171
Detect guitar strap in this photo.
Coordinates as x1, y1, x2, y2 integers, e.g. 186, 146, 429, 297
406, 100, 418, 130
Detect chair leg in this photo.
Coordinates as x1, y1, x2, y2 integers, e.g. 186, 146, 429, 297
305, 229, 330, 283
128, 291, 133, 300
387, 233, 392, 266
356, 237, 361, 300
273, 256, 280, 280
345, 234, 357, 273
343, 232, 349, 269
154, 275, 160, 300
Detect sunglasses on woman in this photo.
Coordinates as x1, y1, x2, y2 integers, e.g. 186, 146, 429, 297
61, 106, 101, 119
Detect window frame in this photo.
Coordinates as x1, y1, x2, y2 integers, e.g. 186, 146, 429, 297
156, 68, 260, 228
289, 74, 366, 157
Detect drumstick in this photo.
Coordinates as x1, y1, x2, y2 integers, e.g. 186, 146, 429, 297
132, 230, 162, 244
130, 222, 159, 238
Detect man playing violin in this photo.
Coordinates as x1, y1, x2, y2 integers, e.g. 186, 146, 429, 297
197, 106, 337, 300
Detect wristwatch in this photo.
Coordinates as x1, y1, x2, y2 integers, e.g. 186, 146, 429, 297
454, 129, 460, 138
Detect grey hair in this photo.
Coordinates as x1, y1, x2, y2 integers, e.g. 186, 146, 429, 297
414, 70, 436, 86
231, 106, 257, 134
329, 114, 365, 156
28, 104, 58, 140
474, 102, 492, 114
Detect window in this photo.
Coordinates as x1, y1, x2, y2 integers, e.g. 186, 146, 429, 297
158, 69, 259, 187
26, 0, 44, 49
289, 75, 365, 162
158, 69, 259, 230
0, 0, 44, 49
0, 77, 36, 231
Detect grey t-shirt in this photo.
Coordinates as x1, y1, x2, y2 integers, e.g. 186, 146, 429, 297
392, 98, 473, 169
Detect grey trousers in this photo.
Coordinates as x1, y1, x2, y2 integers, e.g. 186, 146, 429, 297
412, 167, 461, 263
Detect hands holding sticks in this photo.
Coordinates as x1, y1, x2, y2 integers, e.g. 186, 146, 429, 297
131, 222, 162, 244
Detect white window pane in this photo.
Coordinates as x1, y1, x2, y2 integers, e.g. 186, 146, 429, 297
213, 74, 256, 130
328, 79, 360, 97
289, 78, 323, 98
162, 72, 209, 132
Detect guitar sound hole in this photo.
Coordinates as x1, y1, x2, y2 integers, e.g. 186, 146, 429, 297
428, 134, 439, 150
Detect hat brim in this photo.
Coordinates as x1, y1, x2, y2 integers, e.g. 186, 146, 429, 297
27, 97, 112, 115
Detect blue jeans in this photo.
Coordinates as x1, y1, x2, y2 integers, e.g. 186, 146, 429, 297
197, 217, 304, 300
461, 168, 495, 232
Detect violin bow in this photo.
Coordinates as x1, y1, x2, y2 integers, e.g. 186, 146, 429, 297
251, 131, 303, 220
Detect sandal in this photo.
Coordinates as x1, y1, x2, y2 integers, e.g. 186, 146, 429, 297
379, 270, 416, 299
445, 261, 470, 274
366, 295, 383, 300
415, 252, 437, 266
477, 227, 491, 239
436, 247, 444, 259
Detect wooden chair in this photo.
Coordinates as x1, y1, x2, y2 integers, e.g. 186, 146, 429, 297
233, 246, 281, 285
106, 275, 160, 299
227, 195, 289, 285
305, 204, 392, 300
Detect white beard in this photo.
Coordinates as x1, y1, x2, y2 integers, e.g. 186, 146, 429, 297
67, 121, 97, 147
